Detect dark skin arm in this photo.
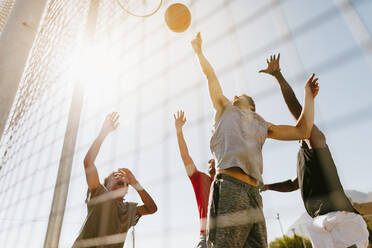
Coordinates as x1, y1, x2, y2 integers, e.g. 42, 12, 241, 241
84, 112, 119, 193
264, 178, 299, 192
260, 54, 326, 148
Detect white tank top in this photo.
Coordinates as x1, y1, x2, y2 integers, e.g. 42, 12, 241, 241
210, 104, 269, 183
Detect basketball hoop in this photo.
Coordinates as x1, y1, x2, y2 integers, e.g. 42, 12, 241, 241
117, 0, 163, 18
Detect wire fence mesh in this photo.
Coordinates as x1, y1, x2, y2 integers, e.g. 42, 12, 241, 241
0, 0, 371, 247
0, 0, 16, 35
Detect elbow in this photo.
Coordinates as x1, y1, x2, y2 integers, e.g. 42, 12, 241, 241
148, 203, 158, 214
83, 157, 90, 169
303, 127, 312, 139
296, 123, 312, 140
84, 156, 93, 169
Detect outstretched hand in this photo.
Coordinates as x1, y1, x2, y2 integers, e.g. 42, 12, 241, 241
305, 73, 319, 98
174, 110, 186, 132
259, 53, 280, 75
191, 32, 202, 54
100, 112, 120, 136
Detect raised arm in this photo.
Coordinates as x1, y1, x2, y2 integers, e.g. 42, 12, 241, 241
266, 73, 319, 140
260, 54, 326, 147
84, 112, 119, 192
262, 178, 299, 193
191, 32, 230, 120
173, 110, 197, 176
119, 168, 157, 216
259, 54, 303, 119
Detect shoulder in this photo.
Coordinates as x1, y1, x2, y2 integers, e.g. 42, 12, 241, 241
214, 103, 235, 122
86, 184, 111, 206
189, 168, 201, 180
87, 184, 107, 200
252, 111, 266, 122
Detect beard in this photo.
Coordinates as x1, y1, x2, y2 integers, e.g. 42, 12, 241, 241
232, 99, 241, 107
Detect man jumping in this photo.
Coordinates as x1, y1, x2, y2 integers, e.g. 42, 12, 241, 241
260, 54, 370, 248
174, 110, 216, 248
191, 32, 318, 248
73, 112, 157, 248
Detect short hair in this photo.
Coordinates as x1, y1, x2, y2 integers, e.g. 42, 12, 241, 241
242, 94, 256, 112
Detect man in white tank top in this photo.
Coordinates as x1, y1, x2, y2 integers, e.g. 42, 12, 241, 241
191, 32, 319, 248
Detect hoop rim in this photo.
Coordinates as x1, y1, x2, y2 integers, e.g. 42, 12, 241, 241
117, 0, 163, 18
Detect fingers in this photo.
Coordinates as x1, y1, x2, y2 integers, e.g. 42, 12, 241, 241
119, 168, 132, 174
174, 110, 186, 121
309, 73, 315, 82
311, 77, 320, 96
180, 110, 185, 120
266, 53, 280, 62
109, 112, 120, 123
197, 32, 201, 39
112, 112, 119, 123
306, 73, 319, 97
111, 112, 120, 129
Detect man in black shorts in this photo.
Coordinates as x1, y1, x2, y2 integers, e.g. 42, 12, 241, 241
260, 54, 370, 248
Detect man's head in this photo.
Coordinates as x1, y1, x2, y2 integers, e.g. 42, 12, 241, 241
104, 171, 128, 198
208, 159, 216, 178
232, 94, 255, 111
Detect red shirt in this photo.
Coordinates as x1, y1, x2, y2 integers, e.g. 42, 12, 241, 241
189, 170, 213, 235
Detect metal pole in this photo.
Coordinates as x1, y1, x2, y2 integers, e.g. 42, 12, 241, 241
0, 0, 49, 140
277, 213, 289, 248
277, 213, 285, 236
43, 1, 99, 247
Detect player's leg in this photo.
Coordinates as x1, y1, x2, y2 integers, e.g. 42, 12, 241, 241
208, 175, 255, 248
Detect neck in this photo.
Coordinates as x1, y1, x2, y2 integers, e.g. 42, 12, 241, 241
238, 105, 252, 111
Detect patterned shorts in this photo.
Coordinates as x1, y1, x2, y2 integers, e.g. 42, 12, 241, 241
207, 173, 267, 248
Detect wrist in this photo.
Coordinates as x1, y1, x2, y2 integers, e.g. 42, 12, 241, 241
98, 131, 108, 139
271, 70, 282, 78
176, 127, 183, 134
132, 182, 143, 191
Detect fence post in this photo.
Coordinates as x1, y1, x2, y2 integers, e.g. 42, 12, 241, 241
43, 1, 99, 247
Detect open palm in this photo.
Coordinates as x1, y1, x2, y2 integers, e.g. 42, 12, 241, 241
259, 53, 280, 75
174, 110, 186, 130
101, 112, 120, 135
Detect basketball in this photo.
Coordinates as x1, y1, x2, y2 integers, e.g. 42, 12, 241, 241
165, 3, 191, 33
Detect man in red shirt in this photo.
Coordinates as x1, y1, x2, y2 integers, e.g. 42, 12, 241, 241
174, 110, 216, 248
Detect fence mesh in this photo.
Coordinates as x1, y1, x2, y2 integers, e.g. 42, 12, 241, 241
0, 0, 372, 247
0, 0, 16, 35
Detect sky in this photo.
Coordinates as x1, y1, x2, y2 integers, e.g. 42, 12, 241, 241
0, 0, 372, 247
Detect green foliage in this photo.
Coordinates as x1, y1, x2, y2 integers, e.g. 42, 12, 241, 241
269, 234, 312, 248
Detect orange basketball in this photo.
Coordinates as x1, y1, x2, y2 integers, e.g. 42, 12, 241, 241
165, 3, 191, 33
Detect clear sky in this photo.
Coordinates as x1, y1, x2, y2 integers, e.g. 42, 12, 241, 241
0, 0, 371, 247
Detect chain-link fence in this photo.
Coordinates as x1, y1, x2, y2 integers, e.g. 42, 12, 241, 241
0, 0, 16, 34
0, 0, 371, 247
